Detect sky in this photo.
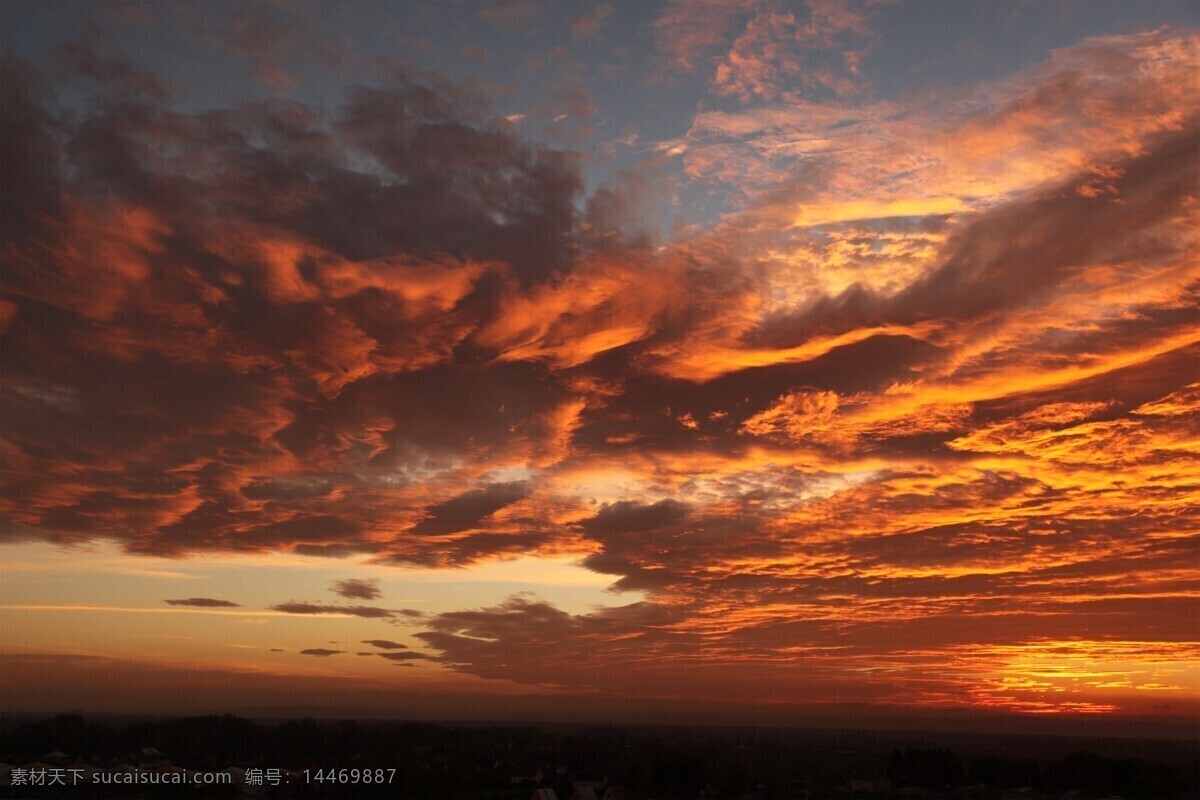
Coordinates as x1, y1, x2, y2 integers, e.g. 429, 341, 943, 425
1, 0, 1198, 730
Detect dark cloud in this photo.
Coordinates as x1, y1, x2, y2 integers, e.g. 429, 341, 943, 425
56, 27, 175, 99
0, 50, 584, 562
0, 59, 63, 239
411, 481, 530, 536
358, 651, 431, 662
164, 597, 241, 608
894, 131, 1200, 326
331, 578, 381, 600
361, 639, 407, 650
270, 602, 396, 619
298, 648, 343, 657
580, 499, 689, 537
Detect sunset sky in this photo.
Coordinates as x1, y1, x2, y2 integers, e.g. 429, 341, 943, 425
1, 0, 1198, 729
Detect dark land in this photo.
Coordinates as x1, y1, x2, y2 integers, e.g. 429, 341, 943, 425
1, 713, 1196, 800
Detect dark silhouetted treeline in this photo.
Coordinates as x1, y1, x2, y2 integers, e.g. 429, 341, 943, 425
887, 746, 1194, 798
1, 714, 1197, 799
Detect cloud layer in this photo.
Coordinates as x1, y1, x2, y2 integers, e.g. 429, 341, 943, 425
2, 7, 1197, 718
